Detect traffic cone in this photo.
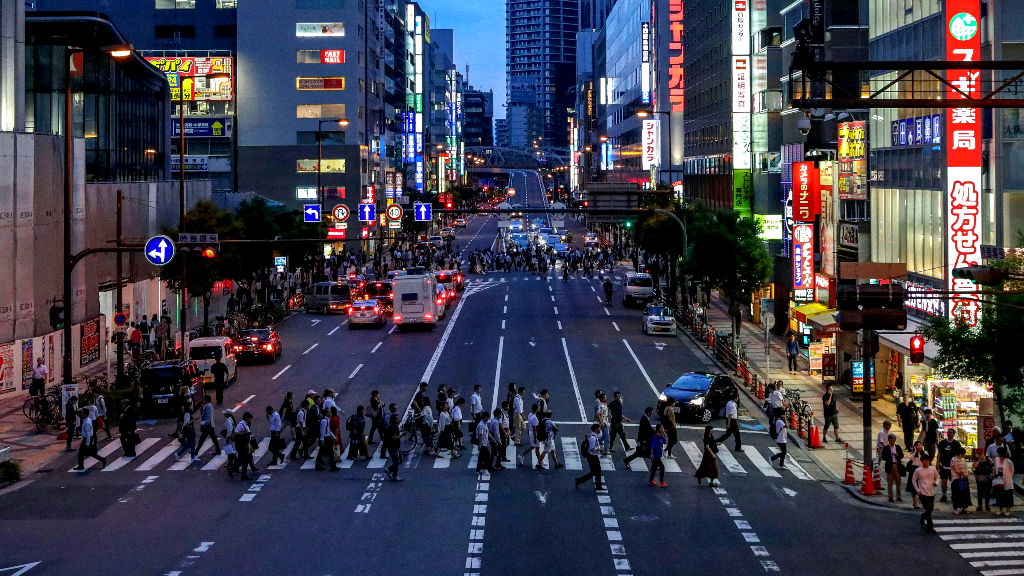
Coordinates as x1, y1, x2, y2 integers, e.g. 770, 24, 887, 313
790, 411, 798, 430
809, 426, 822, 448
756, 381, 764, 399
798, 418, 806, 438
873, 465, 882, 491
861, 465, 876, 495
843, 458, 856, 484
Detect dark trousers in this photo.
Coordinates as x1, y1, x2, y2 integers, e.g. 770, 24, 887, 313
347, 431, 369, 459
769, 443, 787, 466
649, 457, 666, 482
920, 494, 936, 529
977, 480, 992, 510
386, 445, 401, 477
610, 420, 631, 451
716, 420, 742, 450
269, 430, 284, 464
289, 428, 308, 459
315, 438, 337, 470
368, 415, 382, 443
576, 454, 604, 489
477, 445, 493, 472
213, 384, 225, 406
624, 440, 648, 465
30, 378, 44, 397
197, 424, 221, 455
65, 419, 76, 449
120, 433, 136, 457
902, 426, 917, 450
77, 438, 99, 467
787, 353, 798, 371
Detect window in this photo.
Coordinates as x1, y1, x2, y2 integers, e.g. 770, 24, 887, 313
156, 0, 195, 8
296, 159, 345, 173
296, 131, 346, 145
296, 104, 346, 118
216, 0, 237, 6
296, 187, 317, 199
155, 25, 196, 38
296, 77, 346, 90
296, 23, 345, 37
214, 25, 236, 38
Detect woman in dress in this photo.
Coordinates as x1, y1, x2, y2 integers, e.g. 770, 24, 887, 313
995, 446, 1016, 516
695, 425, 720, 487
950, 447, 972, 514
905, 441, 925, 509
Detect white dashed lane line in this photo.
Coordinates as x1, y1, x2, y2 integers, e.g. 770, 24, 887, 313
327, 326, 339, 335
348, 363, 364, 379
612, 322, 620, 332
371, 342, 383, 354
303, 343, 318, 355
271, 365, 291, 380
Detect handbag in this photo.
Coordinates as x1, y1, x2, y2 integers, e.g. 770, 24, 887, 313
249, 437, 259, 452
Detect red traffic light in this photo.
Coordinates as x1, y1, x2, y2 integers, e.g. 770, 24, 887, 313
445, 202, 453, 209
200, 247, 217, 259
909, 334, 925, 364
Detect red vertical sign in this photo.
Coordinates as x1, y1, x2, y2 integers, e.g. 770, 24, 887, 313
792, 161, 820, 222
945, 0, 982, 326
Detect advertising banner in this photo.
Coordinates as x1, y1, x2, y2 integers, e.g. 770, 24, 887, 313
171, 117, 230, 138
792, 161, 819, 222
145, 56, 233, 101
732, 169, 752, 219
21, 339, 32, 391
792, 223, 815, 301
641, 119, 659, 170
837, 121, 867, 200
0, 342, 13, 395
666, 0, 685, 112
79, 318, 101, 368
296, 77, 345, 91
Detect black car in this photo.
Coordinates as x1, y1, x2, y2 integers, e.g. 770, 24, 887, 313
362, 280, 394, 313
139, 360, 204, 417
657, 372, 738, 423
233, 328, 283, 362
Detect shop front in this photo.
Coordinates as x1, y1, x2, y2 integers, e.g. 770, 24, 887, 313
789, 301, 829, 350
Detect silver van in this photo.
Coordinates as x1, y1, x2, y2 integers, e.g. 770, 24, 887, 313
304, 281, 353, 314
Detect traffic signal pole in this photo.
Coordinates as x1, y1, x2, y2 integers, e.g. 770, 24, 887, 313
861, 329, 876, 478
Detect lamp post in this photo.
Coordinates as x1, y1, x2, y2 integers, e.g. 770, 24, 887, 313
317, 118, 350, 208
636, 109, 674, 188
62, 45, 131, 390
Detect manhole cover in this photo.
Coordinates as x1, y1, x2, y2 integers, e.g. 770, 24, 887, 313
631, 514, 659, 522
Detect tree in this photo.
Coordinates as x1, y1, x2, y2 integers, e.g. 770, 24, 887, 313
685, 208, 772, 339
923, 248, 1024, 424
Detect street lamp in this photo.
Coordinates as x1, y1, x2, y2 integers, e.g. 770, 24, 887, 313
62, 44, 131, 390
316, 118, 350, 207
636, 109, 675, 188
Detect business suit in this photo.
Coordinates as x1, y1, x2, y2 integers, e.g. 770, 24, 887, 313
881, 443, 905, 501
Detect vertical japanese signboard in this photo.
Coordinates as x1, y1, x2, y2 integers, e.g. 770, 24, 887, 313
792, 223, 815, 302
666, 0, 684, 113
945, 0, 982, 326
642, 119, 660, 170
792, 161, 819, 222
837, 121, 867, 200
732, 0, 752, 218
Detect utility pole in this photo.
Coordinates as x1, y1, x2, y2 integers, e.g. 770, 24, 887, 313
115, 190, 124, 386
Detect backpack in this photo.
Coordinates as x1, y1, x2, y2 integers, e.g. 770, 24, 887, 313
345, 415, 355, 432
535, 418, 548, 441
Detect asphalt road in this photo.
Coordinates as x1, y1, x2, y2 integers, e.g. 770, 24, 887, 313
0, 171, 1005, 576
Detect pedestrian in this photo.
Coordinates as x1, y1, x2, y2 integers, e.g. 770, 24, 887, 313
72, 408, 106, 470
196, 395, 222, 457
648, 424, 669, 487
608, 391, 632, 452
876, 420, 894, 460
950, 447, 972, 514
118, 400, 139, 457
498, 403, 512, 464
768, 382, 785, 421
768, 416, 788, 469
290, 399, 308, 460
518, 404, 542, 467
328, 406, 343, 464
346, 405, 370, 460
452, 397, 466, 450
94, 390, 112, 440
512, 386, 526, 445
906, 441, 925, 509
64, 395, 79, 451
661, 399, 678, 458
920, 409, 940, 458
437, 403, 459, 458
30, 357, 47, 397
223, 410, 238, 478
539, 411, 562, 469
174, 408, 198, 462
994, 447, 1016, 516
266, 405, 284, 466
937, 427, 962, 503
489, 408, 505, 469
536, 389, 550, 419
234, 411, 259, 480
786, 333, 800, 373
912, 452, 940, 532
594, 392, 611, 453
574, 424, 604, 491
314, 407, 340, 472
470, 384, 484, 442
881, 433, 904, 503
367, 390, 384, 444
820, 384, 843, 443
279, 391, 295, 440
384, 403, 403, 481
715, 392, 742, 451
973, 448, 994, 512
896, 395, 919, 450
306, 394, 323, 459
624, 406, 654, 470
1005, 421, 1024, 488
694, 425, 719, 487
476, 411, 495, 474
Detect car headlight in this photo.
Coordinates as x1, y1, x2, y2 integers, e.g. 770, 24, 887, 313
658, 394, 668, 403
690, 396, 705, 406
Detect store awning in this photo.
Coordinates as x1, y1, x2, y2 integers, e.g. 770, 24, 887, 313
879, 318, 941, 364
808, 309, 840, 334
791, 302, 829, 323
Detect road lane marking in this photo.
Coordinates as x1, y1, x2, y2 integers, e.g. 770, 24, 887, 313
503, 306, 507, 314
561, 337, 587, 421
716, 447, 747, 474
303, 343, 318, 355
348, 364, 364, 379
327, 326, 339, 336
622, 339, 660, 396
612, 322, 620, 332
68, 440, 123, 472
767, 447, 815, 480
135, 441, 179, 471
742, 445, 782, 477
550, 295, 555, 302
272, 365, 292, 380
103, 438, 160, 472
596, 296, 602, 303
557, 320, 562, 330
501, 320, 506, 330
553, 307, 559, 315
591, 286, 596, 292
505, 294, 508, 302
371, 342, 383, 353
310, 319, 321, 326
491, 336, 504, 410
603, 308, 610, 316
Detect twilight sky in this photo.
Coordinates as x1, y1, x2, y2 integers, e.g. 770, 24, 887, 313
419, 0, 507, 117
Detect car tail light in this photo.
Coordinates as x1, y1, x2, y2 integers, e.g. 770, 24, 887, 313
250, 336, 258, 342
263, 344, 274, 351
393, 314, 402, 322
388, 292, 394, 298
436, 298, 444, 305
373, 307, 380, 314
425, 313, 433, 319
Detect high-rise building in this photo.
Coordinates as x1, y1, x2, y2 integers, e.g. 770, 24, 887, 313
463, 85, 494, 147
506, 0, 579, 151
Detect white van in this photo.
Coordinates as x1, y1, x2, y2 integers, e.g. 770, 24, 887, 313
187, 336, 238, 386
392, 272, 443, 329
623, 272, 655, 307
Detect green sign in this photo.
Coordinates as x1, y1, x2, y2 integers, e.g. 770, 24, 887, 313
949, 13, 978, 41
732, 169, 753, 219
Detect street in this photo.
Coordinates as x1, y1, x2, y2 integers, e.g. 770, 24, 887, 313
0, 172, 1005, 575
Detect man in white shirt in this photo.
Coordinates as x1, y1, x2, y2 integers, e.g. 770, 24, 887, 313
877, 420, 893, 458
574, 424, 604, 491
266, 405, 284, 466
476, 412, 494, 474
470, 385, 484, 441
512, 386, 525, 445
715, 393, 742, 451
30, 358, 48, 397
72, 408, 106, 470
768, 384, 786, 420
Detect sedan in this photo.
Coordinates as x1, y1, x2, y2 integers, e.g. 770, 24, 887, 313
435, 269, 465, 292
657, 372, 738, 423
440, 227, 455, 238
233, 328, 282, 363
453, 218, 467, 228
642, 305, 677, 335
348, 299, 386, 328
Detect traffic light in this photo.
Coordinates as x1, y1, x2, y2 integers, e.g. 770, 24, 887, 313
909, 334, 925, 364
624, 221, 632, 229
837, 284, 908, 331
952, 265, 1009, 286
200, 246, 218, 259
178, 233, 220, 260
49, 299, 64, 330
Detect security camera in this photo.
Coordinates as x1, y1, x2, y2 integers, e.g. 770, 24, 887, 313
797, 115, 812, 136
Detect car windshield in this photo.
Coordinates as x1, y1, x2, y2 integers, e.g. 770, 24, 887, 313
646, 307, 672, 316
363, 283, 391, 297
141, 368, 181, 390
669, 374, 712, 392
628, 277, 653, 287
189, 346, 221, 361
330, 285, 350, 297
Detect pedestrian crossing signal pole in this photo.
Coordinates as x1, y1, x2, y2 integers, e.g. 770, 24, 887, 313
862, 328, 877, 480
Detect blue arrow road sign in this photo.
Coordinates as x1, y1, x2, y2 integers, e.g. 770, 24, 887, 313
144, 235, 175, 266
358, 203, 376, 222
303, 204, 322, 223
414, 202, 432, 222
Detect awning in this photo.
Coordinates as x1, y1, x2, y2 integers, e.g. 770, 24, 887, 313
808, 309, 840, 334
878, 318, 940, 364
791, 302, 829, 323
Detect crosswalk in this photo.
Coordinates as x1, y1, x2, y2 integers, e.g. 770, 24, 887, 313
934, 517, 1024, 576
67, 435, 818, 482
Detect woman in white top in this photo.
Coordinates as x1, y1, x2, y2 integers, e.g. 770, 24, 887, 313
995, 446, 1016, 516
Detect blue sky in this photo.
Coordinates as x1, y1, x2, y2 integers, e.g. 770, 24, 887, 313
419, 0, 506, 117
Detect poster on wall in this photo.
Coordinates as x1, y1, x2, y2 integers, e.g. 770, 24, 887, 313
837, 121, 867, 200
21, 339, 32, 391
0, 343, 13, 395
80, 318, 101, 368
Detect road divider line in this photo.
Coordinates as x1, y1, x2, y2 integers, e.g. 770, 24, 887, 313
501, 320, 506, 330
596, 296, 602, 303
371, 342, 383, 354
272, 365, 291, 380
553, 307, 559, 315
561, 337, 587, 421
557, 320, 563, 330
348, 363, 364, 380
303, 343, 318, 355
612, 322, 620, 332
327, 326, 339, 336
603, 308, 610, 316
228, 394, 257, 414
491, 336, 504, 411
622, 339, 660, 396
503, 306, 507, 314
591, 286, 596, 292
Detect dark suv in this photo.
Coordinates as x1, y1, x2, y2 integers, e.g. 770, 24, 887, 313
657, 372, 738, 423
139, 359, 204, 417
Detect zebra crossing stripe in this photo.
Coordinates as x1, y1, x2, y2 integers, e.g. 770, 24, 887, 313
679, 441, 704, 470
662, 457, 682, 474
268, 442, 295, 470
102, 438, 161, 472
742, 446, 782, 478
560, 437, 584, 470
716, 447, 747, 474
168, 440, 215, 470
300, 448, 319, 470
68, 440, 123, 472
202, 452, 228, 471
367, 450, 388, 469
766, 447, 815, 481
136, 441, 181, 472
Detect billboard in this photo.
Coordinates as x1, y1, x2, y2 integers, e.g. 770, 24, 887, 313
296, 23, 345, 37
666, 0, 684, 112
946, 0, 983, 326
792, 223, 815, 301
792, 161, 819, 222
145, 56, 233, 101
837, 121, 867, 200
171, 117, 231, 138
296, 77, 346, 90
641, 119, 660, 170
731, 0, 751, 201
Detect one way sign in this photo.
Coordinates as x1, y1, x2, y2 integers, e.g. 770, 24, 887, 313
303, 204, 321, 223
358, 203, 376, 222
413, 202, 432, 222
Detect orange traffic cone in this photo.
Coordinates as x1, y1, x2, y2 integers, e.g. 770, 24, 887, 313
843, 458, 856, 484
873, 465, 882, 491
757, 381, 764, 399
790, 411, 798, 430
809, 426, 822, 448
861, 465, 876, 495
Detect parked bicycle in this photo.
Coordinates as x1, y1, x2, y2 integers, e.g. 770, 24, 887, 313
23, 385, 64, 432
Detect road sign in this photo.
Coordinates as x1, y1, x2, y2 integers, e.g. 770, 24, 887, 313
507, 189, 516, 197
144, 235, 174, 266
326, 228, 347, 240
386, 204, 403, 221
332, 204, 349, 222
303, 204, 322, 223
496, 201, 513, 221
274, 256, 287, 267
358, 203, 376, 222
413, 202, 432, 222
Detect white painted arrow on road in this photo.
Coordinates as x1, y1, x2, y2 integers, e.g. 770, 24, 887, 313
534, 490, 549, 505
654, 342, 667, 351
